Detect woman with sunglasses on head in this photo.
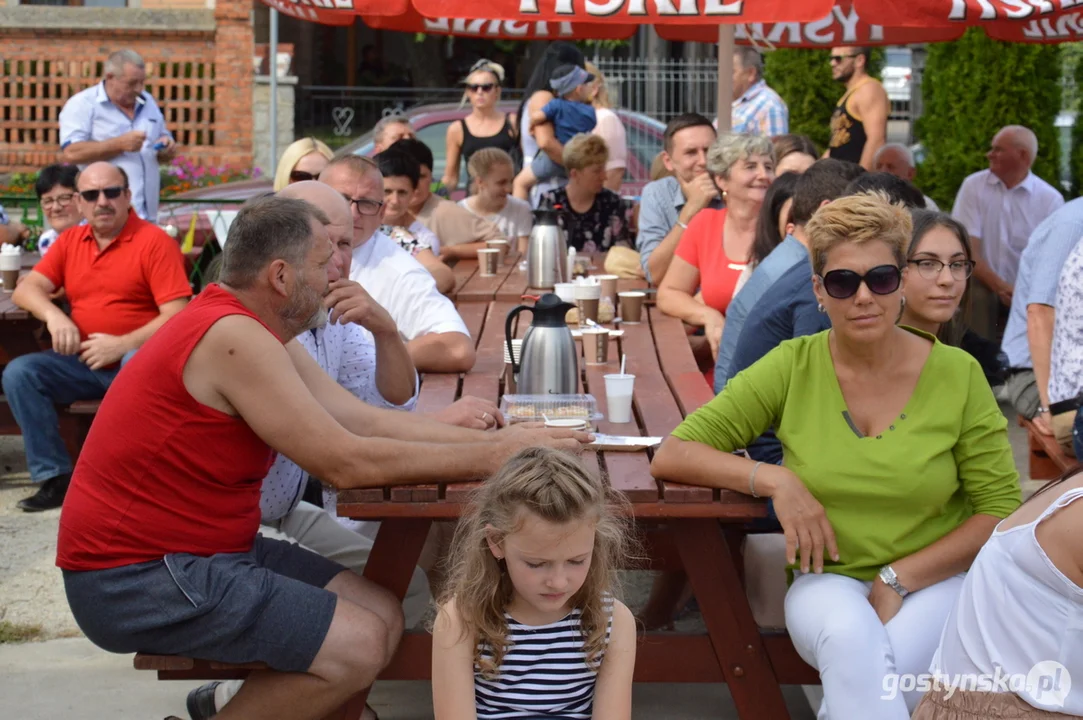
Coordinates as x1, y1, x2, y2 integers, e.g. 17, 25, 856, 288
272, 137, 334, 192
441, 60, 518, 194
900, 211, 1009, 387
653, 192, 1021, 720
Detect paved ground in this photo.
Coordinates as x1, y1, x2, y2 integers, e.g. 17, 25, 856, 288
0, 403, 1037, 719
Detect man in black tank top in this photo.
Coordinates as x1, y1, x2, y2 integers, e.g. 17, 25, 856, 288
827, 47, 889, 171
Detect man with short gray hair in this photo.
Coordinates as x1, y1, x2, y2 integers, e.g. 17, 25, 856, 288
372, 115, 416, 153
873, 142, 939, 210
729, 47, 788, 137
59, 49, 175, 220
952, 124, 1064, 340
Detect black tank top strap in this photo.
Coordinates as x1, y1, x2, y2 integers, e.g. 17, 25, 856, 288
460, 113, 519, 168
828, 79, 871, 165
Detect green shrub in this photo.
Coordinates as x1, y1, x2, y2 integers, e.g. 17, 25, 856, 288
916, 29, 1062, 210
764, 48, 884, 152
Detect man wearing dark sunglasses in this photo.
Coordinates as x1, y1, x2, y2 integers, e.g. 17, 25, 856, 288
4, 162, 191, 512
827, 47, 888, 171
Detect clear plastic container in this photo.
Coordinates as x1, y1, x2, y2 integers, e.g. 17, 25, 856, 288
501, 394, 602, 425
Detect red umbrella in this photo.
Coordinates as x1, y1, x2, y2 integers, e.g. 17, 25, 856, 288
363, 6, 638, 39
409, 0, 834, 25
853, 0, 1083, 27
658, 0, 965, 45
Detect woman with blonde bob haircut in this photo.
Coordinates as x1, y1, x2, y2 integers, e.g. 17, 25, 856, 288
432, 447, 637, 719
653, 192, 1021, 719
272, 137, 334, 192
538, 134, 636, 253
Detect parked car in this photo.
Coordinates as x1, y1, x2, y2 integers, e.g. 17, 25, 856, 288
882, 47, 912, 103
165, 103, 666, 286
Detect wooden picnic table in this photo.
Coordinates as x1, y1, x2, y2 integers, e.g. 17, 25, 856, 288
0, 253, 47, 364
339, 252, 817, 719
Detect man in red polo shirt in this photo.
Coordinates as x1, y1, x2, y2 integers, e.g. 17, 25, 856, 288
4, 161, 190, 512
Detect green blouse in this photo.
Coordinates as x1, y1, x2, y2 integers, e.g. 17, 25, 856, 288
672, 328, 1022, 581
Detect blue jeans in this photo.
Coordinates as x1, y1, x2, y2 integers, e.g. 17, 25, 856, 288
2, 350, 131, 482
1075, 411, 1083, 461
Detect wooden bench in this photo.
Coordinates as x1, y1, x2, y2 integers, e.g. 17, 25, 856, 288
1019, 415, 1077, 480
133, 654, 368, 720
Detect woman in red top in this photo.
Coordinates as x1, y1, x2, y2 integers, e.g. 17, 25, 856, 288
657, 133, 776, 366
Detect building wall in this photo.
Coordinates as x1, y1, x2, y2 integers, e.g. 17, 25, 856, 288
0, 3, 253, 173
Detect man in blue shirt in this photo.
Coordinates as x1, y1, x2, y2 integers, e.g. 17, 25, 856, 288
635, 113, 718, 284
1001, 197, 1083, 434
59, 49, 175, 221
715, 160, 865, 393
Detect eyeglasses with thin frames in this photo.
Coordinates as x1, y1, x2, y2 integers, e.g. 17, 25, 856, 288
908, 258, 975, 281
41, 192, 76, 210
343, 195, 384, 216
79, 186, 125, 203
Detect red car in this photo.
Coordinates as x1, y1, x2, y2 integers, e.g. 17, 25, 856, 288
162, 102, 665, 286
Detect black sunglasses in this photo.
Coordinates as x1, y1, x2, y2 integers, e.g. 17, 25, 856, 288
289, 170, 318, 183
829, 53, 860, 64
819, 264, 902, 299
79, 186, 125, 203
466, 83, 496, 93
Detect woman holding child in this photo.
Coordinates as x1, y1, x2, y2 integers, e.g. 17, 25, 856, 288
653, 192, 1022, 719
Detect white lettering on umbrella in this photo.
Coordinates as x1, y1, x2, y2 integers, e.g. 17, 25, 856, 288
804, 13, 836, 43
1021, 11, 1083, 36
422, 16, 574, 36
518, 0, 742, 16
949, 0, 1083, 20
833, 5, 862, 41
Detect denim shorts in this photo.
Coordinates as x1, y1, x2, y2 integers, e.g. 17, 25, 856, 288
63, 535, 346, 673
531, 152, 567, 183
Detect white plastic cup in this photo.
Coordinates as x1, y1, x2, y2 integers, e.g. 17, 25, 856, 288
0, 251, 21, 291
604, 373, 635, 424
553, 282, 577, 304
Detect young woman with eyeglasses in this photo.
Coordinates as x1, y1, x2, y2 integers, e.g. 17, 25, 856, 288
653, 192, 1021, 719
272, 137, 334, 192
900, 211, 1009, 387
441, 60, 518, 194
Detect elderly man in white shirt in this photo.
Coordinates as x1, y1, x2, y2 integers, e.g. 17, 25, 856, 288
59, 49, 175, 221
951, 125, 1065, 340
320, 155, 479, 376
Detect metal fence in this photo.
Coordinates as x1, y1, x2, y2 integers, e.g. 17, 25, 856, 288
296, 86, 527, 149
0, 196, 244, 292
592, 57, 912, 126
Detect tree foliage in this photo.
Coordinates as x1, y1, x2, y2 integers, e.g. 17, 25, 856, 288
916, 29, 1062, 210
764, 48, 883, 152
1071, 46, 1083, 197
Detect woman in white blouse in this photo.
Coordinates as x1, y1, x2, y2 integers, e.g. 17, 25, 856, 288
585, 62, 628, 193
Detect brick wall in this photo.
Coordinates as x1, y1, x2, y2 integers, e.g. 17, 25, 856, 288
0, 3, 254, 174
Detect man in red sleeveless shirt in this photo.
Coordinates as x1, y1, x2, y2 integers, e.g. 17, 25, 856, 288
57, 195, 587, 720
5, 161, 191, 512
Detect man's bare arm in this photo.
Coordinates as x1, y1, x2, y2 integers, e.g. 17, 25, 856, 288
11, 271, 62, 323
368, 327, 418, 407
203, 318, 506, 489
287, 340, 484, 443
407, 332, 476, 374
857, 84, 890, 171
1027, 303, 1056, 432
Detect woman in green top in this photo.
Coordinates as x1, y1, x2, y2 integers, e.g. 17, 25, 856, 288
652, 192, 1021, 719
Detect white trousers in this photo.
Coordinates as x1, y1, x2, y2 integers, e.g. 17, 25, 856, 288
785, 571, 965, 720
217, 501, 431, 709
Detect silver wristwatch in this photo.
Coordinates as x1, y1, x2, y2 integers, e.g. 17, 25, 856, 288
878, 565, 910, 598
